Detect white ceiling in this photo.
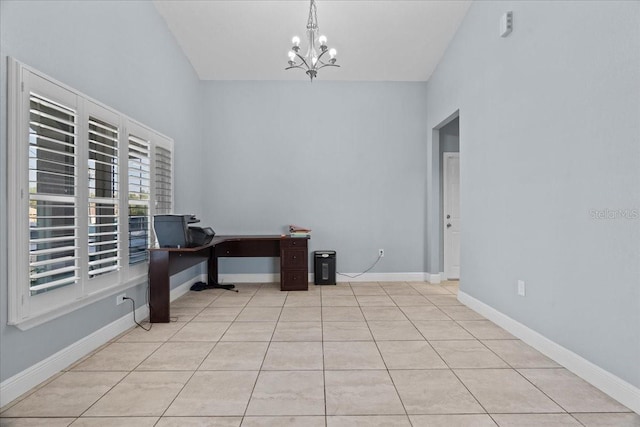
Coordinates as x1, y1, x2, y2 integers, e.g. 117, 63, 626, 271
153, 0, 472, 82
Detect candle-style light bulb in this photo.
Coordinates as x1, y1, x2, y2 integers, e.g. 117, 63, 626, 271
288, 51, 296, 61
292, 36, 300, 47
329, 48, 337, 58
319, 35, 327, 46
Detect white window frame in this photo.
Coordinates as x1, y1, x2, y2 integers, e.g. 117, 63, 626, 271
7, 58, 174, 329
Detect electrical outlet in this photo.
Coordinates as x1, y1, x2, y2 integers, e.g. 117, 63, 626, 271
379, 249, 385, 257
517, 280, 526, 297
116, 293, 126, 305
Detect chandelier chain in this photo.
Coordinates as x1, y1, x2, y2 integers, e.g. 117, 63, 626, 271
307, 0, 318, 30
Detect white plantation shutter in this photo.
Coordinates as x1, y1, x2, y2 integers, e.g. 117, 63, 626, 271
155, 145, 172, 214
28, 93, 80, 295
87, 115, 120, 278
9, 59, 175, 327
128, 134, 151, 265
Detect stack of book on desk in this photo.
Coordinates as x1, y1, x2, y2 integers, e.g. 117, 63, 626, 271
289, 225, 311, 238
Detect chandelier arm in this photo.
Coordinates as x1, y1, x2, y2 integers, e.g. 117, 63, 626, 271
294, 52, 312, 71
316, 63, 340, 70
285, 65, 308, 71
315, 50, 335, 67
316, 48, 330, 61
316, 49, 338, 67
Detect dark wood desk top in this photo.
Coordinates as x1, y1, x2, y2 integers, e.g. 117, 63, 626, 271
148, 234, 307, 252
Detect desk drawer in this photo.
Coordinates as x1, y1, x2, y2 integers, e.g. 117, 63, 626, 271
281, 238, 307, 249
215, 240, 279, 257
281, 270, 308, 291
281, 248, 307, 269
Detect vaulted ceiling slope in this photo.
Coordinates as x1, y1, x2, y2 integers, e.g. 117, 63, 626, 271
153, 0, 472, 81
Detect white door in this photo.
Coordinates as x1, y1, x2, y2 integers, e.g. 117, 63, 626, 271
443, 153, 460, 280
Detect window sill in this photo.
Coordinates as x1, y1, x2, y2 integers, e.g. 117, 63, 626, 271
10, 274, 149, 331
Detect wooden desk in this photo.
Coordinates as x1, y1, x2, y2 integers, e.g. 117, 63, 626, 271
148, 235, 309, 323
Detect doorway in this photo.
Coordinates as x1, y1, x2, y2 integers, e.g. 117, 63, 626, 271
443, 153, 460, 279
436, 114, 460, 281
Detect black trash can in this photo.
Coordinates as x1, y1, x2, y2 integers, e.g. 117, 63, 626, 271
314, 250, 336, 285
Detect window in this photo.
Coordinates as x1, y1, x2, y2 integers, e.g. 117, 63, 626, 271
8, 59, 173, 328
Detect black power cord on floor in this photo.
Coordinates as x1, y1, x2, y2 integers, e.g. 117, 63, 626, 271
123, 296, 152, 331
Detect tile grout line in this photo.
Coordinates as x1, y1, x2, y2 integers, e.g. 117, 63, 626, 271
240, 282, 287, 423
369, 282, 413, 421
320, 283, 328, 426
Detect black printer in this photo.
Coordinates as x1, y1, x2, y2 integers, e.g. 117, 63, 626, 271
153, 215, 215, 248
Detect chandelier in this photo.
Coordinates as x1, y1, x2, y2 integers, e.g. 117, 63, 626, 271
286, 0, 339, 81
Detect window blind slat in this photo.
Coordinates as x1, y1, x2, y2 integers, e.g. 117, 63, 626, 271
30, 245, 79, 257
88, 241, 118, 247
30, 109, 76, 128
29, 121, 76, 139
30, 256, 79, 268
89, 248, 118, 257
30, 276, 79, 292
30, 265, 79, 280
88, 256, 119, 267
30, 95, 75, 114
89, 265, 119, 277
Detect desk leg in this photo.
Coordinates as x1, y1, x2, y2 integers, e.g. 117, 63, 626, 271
149, 251, 170, 323
207, 248, 237, 291
208, 247, 218, 285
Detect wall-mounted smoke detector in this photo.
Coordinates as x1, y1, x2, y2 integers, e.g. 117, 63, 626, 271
500, 11, 513, 37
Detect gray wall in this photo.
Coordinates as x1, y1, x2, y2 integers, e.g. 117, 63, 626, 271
200, 81, 429, 275
426, 1, 640, 387
0, 0, 202, 381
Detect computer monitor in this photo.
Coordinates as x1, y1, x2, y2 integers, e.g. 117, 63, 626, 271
153, 215, 189, 248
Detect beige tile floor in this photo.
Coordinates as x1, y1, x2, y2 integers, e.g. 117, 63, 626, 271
1, 281, 638, 427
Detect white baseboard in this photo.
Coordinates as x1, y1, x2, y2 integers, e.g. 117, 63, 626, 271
425, 272, 442, 284
0, 275, 204, 409
220, 272, 430, 284
337, 272, 428, 282
458, 290, 640, 414
0, 303, 146, 408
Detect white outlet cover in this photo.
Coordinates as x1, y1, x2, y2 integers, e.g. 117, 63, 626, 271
500, 11, 513, 37
517, 280, 526, 296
